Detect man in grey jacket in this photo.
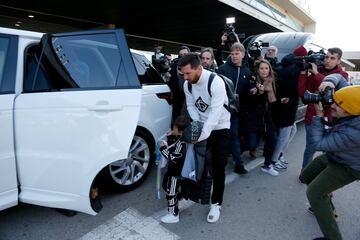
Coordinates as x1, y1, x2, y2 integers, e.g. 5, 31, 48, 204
300, 74, 360, 240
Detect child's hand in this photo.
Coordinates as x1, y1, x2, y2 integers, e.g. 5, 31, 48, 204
160, 140, 168, 147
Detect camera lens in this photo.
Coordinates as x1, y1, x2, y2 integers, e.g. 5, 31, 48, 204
302, 91, 322, 104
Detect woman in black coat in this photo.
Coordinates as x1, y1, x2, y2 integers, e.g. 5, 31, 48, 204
239, 59, 278, 176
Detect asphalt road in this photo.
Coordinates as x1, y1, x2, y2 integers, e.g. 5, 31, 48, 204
0, 122, 359, 240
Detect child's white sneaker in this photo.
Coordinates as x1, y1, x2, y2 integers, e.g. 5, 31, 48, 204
207, 203, 221, 223
161, 213, 179, 223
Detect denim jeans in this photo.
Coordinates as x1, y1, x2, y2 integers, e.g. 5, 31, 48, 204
247, 132, 259, 151
300, 154, 360, 240
230, 115, 243, 166
302, 124, 316, 168
272, 124, 297, 163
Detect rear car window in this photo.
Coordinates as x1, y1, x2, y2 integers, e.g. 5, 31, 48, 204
132, 52, 165, 85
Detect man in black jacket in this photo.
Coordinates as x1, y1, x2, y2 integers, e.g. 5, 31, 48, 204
168, 46, 191, 121
218, 42, 252, 174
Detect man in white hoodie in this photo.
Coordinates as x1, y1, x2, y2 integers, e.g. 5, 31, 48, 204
178, 53, 231, 223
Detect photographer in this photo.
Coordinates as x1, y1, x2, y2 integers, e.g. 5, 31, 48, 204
297, 46, 348, 170
264, 45, 281, 73
299, 76, 360, 240
248, 43, 265, 73
152, 46, 171, 80
271, 47, 305, 170
168, 46, 191, 121
215, 33, 241, 68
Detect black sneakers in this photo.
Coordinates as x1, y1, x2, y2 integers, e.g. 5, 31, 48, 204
234, 165, 248, 174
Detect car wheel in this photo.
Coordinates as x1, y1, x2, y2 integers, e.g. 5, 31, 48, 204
104, 129, 154, 191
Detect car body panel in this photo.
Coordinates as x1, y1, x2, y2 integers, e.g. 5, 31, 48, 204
0, 33, 19, 211
0, 94, 18, 211
137, 84, 172, 142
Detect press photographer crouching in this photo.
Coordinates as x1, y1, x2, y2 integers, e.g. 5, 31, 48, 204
299, 74, 360, 240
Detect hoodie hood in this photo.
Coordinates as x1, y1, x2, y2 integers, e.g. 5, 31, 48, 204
281, 53, 297, 67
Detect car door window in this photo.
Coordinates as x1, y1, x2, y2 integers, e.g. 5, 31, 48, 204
24, 32, 140, 92
0, 35, 18, 94
52, 33, 140, 89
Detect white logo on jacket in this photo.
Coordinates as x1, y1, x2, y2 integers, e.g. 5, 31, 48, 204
195, 96, 209, 112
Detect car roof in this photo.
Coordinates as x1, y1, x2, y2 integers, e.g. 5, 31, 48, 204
0, 27, 43, 39
251, 32, 314, 50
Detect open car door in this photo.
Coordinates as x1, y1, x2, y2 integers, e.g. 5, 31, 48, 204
15, 29, 141, 215
0, 34, 19, 211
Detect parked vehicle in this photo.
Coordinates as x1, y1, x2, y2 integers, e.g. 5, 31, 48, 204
0, 27, 171, 215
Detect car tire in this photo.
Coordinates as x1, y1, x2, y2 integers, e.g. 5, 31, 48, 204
104, 128, 155, 192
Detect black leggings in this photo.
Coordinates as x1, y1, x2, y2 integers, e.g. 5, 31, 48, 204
207, 129, 230, 205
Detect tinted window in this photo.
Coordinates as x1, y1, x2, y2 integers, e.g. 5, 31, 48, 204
0, 38, 9, 90
24, 32, 140, 92
0, 35, 18, 94
52, 33, 139, 88
24, 42, 76, 92
132, 52, 165, 84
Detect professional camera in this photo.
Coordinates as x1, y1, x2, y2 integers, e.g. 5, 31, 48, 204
222, 17, 246, 46
247, 75, 258, 89
152, 48, 170, 74
294, 50, 325, 71
248, 41, 269, 58
223, 24, 238, 46
302, 86, 334, 107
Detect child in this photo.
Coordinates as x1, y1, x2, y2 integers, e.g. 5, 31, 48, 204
160, 116, 190, 223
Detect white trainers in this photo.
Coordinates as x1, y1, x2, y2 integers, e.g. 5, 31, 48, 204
207, 203, 221, 223
279, 156, 289, 165
261, 165, 279, 176
274, 160, 287, 170
161, 213, 179, 224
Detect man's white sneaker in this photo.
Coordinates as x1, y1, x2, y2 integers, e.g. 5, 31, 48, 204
207, 203, 221, 223
261, 165, 279, 176
161, 213, 179, 224
279, 156, 289, 165
274, 161, 287, 170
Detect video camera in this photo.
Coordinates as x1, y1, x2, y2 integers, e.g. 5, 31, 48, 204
222, 17, 245, 46
294, 49, 325, 71
223, 24, 238, 46
152, 47, 170, 74
248, 41, 269, 58
302, 86, 334, 107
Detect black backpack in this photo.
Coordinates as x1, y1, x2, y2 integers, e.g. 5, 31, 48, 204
187, 72, 239, 114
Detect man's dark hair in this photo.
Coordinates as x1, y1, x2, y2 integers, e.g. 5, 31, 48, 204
173, 115, 191, 131
178, 53, 201, 69
179, 45, 191, 53
328, 47, 343, 58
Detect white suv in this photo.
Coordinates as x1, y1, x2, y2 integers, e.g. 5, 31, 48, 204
0, 27, 171, 215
